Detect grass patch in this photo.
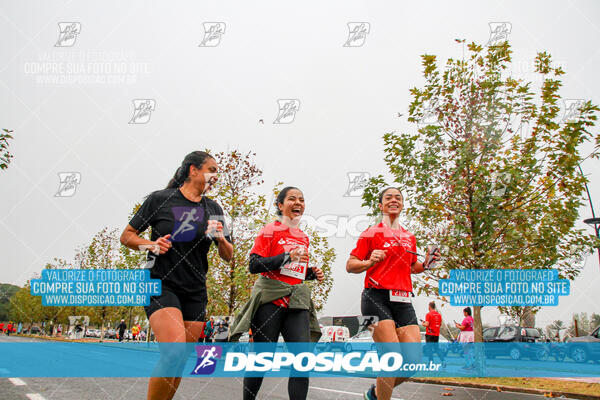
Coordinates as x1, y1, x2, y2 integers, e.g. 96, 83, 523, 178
413, 377, 600, 397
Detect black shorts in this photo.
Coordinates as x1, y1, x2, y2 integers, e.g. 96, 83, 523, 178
361, 288, 418, 329
144, 283, 207, 322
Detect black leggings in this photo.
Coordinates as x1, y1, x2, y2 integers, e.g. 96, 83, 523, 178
243, 302, 310, 400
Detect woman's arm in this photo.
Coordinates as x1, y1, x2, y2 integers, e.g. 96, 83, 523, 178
248, 253, 290, 274
216, 236, 233, 262
411, 261, 425, 274
207, 220, 233, 262
120, 225, 172, 254
346, 251, 387, 274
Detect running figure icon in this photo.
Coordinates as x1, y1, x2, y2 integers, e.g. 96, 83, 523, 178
191, 345, 222, 375
172, 208, 201, 241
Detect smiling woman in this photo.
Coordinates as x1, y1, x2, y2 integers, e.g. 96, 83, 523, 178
346, 187, 441, 400
230, 186, 325, 400
119, 150, 234, 400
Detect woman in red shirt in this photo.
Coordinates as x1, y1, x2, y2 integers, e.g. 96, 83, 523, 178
346, 187, 439, 400
242, 186, 324, 400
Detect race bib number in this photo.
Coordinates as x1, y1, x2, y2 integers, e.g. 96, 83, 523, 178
389, 290, 411, 303
280, 262, 307, 280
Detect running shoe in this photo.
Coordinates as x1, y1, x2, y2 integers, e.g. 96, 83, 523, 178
364, 384, 377, 399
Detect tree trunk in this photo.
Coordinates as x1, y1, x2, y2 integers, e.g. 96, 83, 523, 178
100, 308, 106, 342
473, 306, 483, 342
472, 306, 487, 374
228, 257, 236, 316
521, 307, 536, 328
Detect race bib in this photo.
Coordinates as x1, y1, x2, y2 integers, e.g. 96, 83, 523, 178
280, 261, 307, 280
389, 290, 411, 303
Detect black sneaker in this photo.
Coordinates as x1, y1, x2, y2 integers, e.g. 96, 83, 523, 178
364, 384, 377, 399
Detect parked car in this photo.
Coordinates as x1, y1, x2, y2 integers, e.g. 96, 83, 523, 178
29, 326, 42, 335
104, 329, 117, 339
345, 329, 375, 352
483, 326, 546, 360
85, 329, 99, 338
566, 325, 600, 363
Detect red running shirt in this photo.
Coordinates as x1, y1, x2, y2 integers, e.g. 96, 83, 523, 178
250, 221, 310, 308
425, 310, 442, 336
350, 222, 417, 292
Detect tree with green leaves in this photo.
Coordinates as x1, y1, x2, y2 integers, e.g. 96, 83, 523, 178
363, 39, 600, 343
0, 283, 19, 321
205, 150, 335, 317
44, 226, 148, 339
591, 313, 600, 330
9, 281, 43, 332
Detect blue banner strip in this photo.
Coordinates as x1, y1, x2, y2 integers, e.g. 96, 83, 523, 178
1, 343, 598, 378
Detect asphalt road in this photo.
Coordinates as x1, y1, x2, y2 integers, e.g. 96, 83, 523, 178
0, 335, 580, 400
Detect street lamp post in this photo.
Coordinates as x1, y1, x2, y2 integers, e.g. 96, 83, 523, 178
579, 165, 600, 268
584, 217, 600, 266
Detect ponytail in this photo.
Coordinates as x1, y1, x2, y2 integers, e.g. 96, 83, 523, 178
166, 151, 213, 189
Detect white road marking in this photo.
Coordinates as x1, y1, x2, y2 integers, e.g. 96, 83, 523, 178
26, 394, 46, 400
8, 377, 26, 386
310, 385, 403, 400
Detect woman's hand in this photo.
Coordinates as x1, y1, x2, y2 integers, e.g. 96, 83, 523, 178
289, 247, 309, 263
154, 234, 172, 254
311, 267, 324, 282
424, 247, 441, 269
206, 220, 225, 241
368, 250, 387, 267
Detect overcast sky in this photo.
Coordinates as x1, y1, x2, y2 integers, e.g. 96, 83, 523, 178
2, 0, 600, 328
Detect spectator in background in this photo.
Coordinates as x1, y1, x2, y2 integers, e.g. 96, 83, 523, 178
214, 317, 230, 342
455, 307, 475, 370
117, 319, 127, 342
421, 301, 446, 368
132, 324, 140, 341
17, 322, 23, 334
203, 317, 214, 343
6, 322, 13, 336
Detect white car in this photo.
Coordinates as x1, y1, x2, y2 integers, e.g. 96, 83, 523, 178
348, 329, 374, 343
345, 329, 376, 352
